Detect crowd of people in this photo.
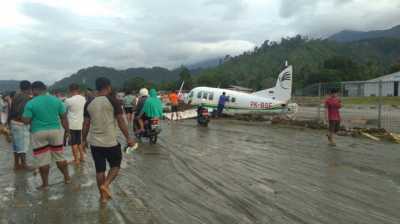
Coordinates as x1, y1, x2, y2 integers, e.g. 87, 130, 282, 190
0, 77, 168, 204
0, 79, 342, 204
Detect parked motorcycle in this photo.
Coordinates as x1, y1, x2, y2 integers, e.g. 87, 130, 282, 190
197, 106, 210, 127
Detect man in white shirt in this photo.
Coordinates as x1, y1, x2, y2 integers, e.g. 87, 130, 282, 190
65, 83, 86, 165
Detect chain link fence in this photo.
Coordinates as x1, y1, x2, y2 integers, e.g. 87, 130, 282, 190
293, 80, 400, 133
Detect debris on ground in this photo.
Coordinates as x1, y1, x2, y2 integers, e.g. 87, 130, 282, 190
270, 117, 400, 144
348, 128, 400, 143
360, 132, 380, 141
271, 116, 327, 129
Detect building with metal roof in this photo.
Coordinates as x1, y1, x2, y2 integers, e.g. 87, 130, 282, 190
343, 71, 400, 97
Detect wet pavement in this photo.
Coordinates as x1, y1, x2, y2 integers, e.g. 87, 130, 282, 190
1, 119, 400, 224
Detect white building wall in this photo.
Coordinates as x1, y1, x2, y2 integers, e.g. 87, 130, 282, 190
364, 82, 397, 96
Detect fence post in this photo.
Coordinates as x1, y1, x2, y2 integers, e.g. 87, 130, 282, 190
317, 83, 322, 121
378, 80, 383, 129
340, 82, 344, 97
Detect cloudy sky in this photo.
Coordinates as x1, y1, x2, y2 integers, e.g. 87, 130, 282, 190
1, 0, 400, 83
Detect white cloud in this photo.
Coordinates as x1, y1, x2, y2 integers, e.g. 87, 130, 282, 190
0, 0, 399, 83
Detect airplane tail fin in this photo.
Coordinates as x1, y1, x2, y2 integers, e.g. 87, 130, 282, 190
252, 66, 293, 102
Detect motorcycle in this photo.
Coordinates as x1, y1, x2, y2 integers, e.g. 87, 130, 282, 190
135, 118, 162, 144
197, 107, 210, 127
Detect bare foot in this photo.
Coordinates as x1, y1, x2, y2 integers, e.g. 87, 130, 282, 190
64, 176, 71, 184
74, 161, 80, 166
100, 185, 112, 199
100, 196, 109, 204
22, 165, 35, 171
14, 164, 23, 171
37, 185, 49, 191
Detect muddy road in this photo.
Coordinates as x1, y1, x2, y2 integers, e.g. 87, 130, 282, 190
1, 120, 400, 224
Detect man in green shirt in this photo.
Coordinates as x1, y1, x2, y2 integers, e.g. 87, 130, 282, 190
22, 81, 70, 190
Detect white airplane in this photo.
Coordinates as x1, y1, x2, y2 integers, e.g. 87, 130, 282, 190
185, 65, 297, 115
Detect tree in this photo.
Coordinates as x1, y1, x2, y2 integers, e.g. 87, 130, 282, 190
123, 77, 146, 93
178, 67, 193, 90
389, 59, 400, 73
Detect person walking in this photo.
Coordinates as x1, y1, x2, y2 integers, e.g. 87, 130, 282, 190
325, 89, 342, 146
168, 90, 181, 121
65, 83, 86, 165
0, 95, 9, 125
22, 81, 70, 190
217, 92, 228, 117
123, 91, 136, 126
82, 77, 136, 204
9, 81, 32, 170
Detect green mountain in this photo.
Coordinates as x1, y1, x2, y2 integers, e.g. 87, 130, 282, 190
47, 31, 400, 92
195, 36, 400, 91
51, 66, 184, 90
0, 80, 20, 93
187, 58, 222, 70
329, 25, 400, 43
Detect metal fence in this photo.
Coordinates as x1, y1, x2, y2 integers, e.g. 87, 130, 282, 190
293, 80, 400, 133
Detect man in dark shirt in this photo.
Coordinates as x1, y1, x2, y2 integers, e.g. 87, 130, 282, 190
9, 80, 32, 170
82, 77, 136, 204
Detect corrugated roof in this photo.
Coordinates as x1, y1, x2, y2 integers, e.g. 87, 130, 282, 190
368, 71, 400, 81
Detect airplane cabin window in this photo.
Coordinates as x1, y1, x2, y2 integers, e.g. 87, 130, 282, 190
197, 91, 202, 99
203, 92, 208, 100
231, 97, 236, 103
209, 92, 214, 101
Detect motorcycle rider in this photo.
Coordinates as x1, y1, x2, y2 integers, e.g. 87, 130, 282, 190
197, 99, 209, 125
197, 99, 206, 118
133, 88, 149, 133
137, 89, 163, 133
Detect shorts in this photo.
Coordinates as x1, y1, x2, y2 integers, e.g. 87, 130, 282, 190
10, 121, 30, 154
91, 144, 122, 173
171, 105, 178, 113
31, 129, 66, 167
69, 129, 82, 145
329, 120, 340, 133
124, 107, 133, 114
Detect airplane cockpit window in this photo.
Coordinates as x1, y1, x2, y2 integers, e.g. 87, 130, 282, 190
189, 91, 194, 98
197, 91, 202, 99
209, 92, 214, 101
